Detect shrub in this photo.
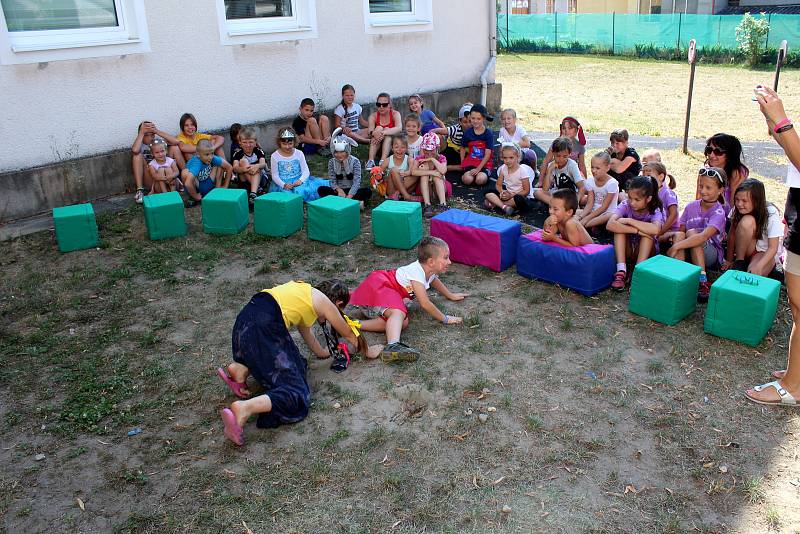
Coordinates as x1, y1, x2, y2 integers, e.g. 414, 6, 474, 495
735, 12, 770, 68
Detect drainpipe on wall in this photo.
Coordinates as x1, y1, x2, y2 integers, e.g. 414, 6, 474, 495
480, 0, 498, 107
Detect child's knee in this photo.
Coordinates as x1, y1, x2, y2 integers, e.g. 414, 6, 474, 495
738, 214, 756, 234
402, 317, 409, 328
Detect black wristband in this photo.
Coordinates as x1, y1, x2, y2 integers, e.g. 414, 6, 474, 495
776, 123, 795, 134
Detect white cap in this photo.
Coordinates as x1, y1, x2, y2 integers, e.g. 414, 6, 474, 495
459, 103, 473, 118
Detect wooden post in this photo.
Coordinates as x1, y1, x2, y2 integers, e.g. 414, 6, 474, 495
682, 39, 697, 155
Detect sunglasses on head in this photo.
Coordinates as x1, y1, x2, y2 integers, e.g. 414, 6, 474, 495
704, 146, 726, 156
699, 167, 723, 181
375, 102, 389, 108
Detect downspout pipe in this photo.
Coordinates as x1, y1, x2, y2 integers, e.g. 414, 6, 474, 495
481, 0, 498, 107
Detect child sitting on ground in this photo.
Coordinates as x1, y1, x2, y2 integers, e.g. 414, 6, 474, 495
270, 127, 329, 202
404, 113, 423, 160
483, 143, 531, 215
434, 103, 473, 173
231, 127, 269, 204
668, 167, 728, 302
412, 132, 449, 218
349, 236, 466, 361
498, 108, 537, 167
579, 152, 619, 230
642, 161, 680, 247
460, 104, 495, 187
535, 137, 586, 207
382, 136, 416, 201
181, 139, 233, 206
539, 116, 587, 179
319, 128, 372, 207
724, 178, 785, 278
147, 139, 180, 194
293, 97, 331, 156
408, 93, 445, 135
229, 123, 243, 156
334, 84, 370, 144
606, 129, 642, 191
131, 121, 181, 204
607, 175, 664, 290
176, 113, 225, 169
541, 189, 593, 247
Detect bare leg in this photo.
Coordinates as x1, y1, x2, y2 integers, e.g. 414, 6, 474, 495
182, 170, 201, 201
635, 237, 654, 264
433, 175, 446, 204
319, 115, 331, 140
484, 192, 504, 210
686, 229, 706, 271
132, 154, 146, 190
533, 189, 552, 205
474, 171, 488, 186
170, 146, 186, 170
461, 171, 475, 186
420, 176, 431, 205
380, 136, 392, 163
734, 215, 758, 260
613, 232, 629, 265
229, 395, 272, 428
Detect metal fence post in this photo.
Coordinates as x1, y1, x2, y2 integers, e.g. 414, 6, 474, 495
765, 13, 772, 48
506, 0, 510, 48
554, 10, 558, 49
612, 12, 616, 55
677, 12, 682, 51
717, 15, 722, 46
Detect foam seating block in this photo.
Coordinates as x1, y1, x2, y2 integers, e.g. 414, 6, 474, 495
629, 255, 700, 325
52, 203, 99, 252
372, 200, 423, 250
704, 270, 781, 347
254, 192, 303, 237
430, 208, 521, 272
143, 192, 187, 241
307, 195, 360, 245
202, 188, 249, 235
516, 230, 615, 296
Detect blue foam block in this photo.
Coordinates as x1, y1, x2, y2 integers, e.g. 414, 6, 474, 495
516, 231, 616, 296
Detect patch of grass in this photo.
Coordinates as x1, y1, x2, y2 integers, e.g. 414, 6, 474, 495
323, 382, 363, 407
464, 310, 481, 329
321, 428, 350, 450
647, 359, 665, 374
741, 476, 766, 503
468, 375, 491, 393
525, 414, 544, 432
764, 505, 781, 530
360, 426, 389, 452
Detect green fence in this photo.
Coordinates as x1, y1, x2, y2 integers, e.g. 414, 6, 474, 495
498, 13, 800, 54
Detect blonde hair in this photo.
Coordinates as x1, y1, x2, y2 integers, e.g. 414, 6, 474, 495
641, 148, 662, 163
501, 108, 517, 119
239, 127, 256, 140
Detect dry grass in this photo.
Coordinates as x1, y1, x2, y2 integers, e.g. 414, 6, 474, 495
497, 54, 800, 142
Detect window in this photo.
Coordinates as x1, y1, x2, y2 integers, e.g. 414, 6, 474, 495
568, 0, 577, 13
546, 0, 554, 13
0, 0, 150, 64
215, 0, 317, 45
363, 0, 433, 34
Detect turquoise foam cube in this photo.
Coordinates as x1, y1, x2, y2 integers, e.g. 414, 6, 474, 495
704, 270, 781, 347
254, 192, 303, 237
372, 200, 423, 249
52, 203, 99, 252
307, 195, 360, 245
629, 255, 701, 325
202, 188, 249, 235
143, 192, 187, 241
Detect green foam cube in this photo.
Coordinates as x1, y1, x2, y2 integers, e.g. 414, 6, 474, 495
704, 270, 781, 347
143, 192, 187, 241
372, 200, 423, 250
254, 192, 303, 237
629, 255, 700, 325
202, 188, 249, 235
52, 203, 99, 252
307, 195, 360, 245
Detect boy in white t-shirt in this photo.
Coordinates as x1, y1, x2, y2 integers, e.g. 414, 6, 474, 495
535, 137, 586, 207
348, 237, 467, 362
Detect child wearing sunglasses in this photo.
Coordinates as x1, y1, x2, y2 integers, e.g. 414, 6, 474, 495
703, 133, 749, 213
668, 166, 728, 302
366, 92, 403, 170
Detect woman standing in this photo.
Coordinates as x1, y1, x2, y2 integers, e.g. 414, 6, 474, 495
746, 86, 800, 407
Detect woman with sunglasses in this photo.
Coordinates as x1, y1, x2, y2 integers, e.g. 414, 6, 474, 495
703, 133, 749, 214
746, 86, 800, 407
366, 92, 402, 170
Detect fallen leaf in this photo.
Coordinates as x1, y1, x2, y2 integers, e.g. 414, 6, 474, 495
472, 474, 480, 488
703, 462, 714, 468
624, 485, 638, 494
492, 476, 506, 486
76, 498, 85, 511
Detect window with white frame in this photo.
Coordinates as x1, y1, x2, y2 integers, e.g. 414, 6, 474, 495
215, 0, 317, 45
363, 0, 433, 34
0, 0, 149, 64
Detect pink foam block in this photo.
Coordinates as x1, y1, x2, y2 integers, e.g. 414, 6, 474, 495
430, 208, 521, 272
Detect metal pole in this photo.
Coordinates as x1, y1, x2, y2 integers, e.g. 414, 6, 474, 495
612, 11, 615, 55
554, 10, 558, 49
677, 12, 682, 52
765, 13, 772, 49
506, 0, 510, 48
717, 15, 721, 46
683, 39, 697, 154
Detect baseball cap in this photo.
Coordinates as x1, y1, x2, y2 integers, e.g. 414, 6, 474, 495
469, 104, 494, 122
459, 103, 473, 118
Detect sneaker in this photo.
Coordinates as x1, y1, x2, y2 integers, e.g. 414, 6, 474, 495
365, 159, 375, 170
186, 198, 201, 208
503, 206, 515, 215
134, 188, 146, 204
380, 341, 420, 363
388, 192, 400, 201
256, 187, 265, 196
611, 270, 626, 291
436, 203, 449, 213
697, 280, 711, 303
423, 204, 434, 218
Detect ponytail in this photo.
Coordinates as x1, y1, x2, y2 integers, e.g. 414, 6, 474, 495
626, 175, 662, 214
667, 174, 676, 190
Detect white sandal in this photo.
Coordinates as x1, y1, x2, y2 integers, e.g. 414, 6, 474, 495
745, 380, 798, 406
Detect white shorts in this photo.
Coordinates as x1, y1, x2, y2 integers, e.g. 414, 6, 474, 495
784, 250, 800, 276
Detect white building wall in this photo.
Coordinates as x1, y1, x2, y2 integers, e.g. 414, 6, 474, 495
0, 0, 491, 173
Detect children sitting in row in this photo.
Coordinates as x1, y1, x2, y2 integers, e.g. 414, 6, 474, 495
415, 132, 449, 217
498, 109, 537, 167
321, 129, 372, 206
182, 139, 233, 206
460, 104, 495, 187
483, 143, 532, 215
539, 116, 587, 179
578, 152, 619, 231
408, 93, 445, 135
535, 137, 586, 207
293, 98, 331, 156
131, 121, 181, 203
231, 127, 269, 202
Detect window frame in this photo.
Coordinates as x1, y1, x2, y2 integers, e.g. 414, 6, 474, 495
215, 0, 318, 45
363, 0, 433, 34
0, 0, 150, 65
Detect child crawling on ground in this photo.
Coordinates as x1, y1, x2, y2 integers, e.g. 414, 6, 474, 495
542, 189, 594, 247
348, 236, 467, 361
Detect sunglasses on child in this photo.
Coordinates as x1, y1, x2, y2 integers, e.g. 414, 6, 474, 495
704, 146, 726, 156
698, 167, 723, 181
375, 102, 390, 108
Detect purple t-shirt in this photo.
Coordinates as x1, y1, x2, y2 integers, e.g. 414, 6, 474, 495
658, 186, 679, 232
615, 200, 664, 225
679, 200, 727, 265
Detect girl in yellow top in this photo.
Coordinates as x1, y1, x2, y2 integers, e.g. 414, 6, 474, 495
218, 280, 370, 446
175, 112, 225, 169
